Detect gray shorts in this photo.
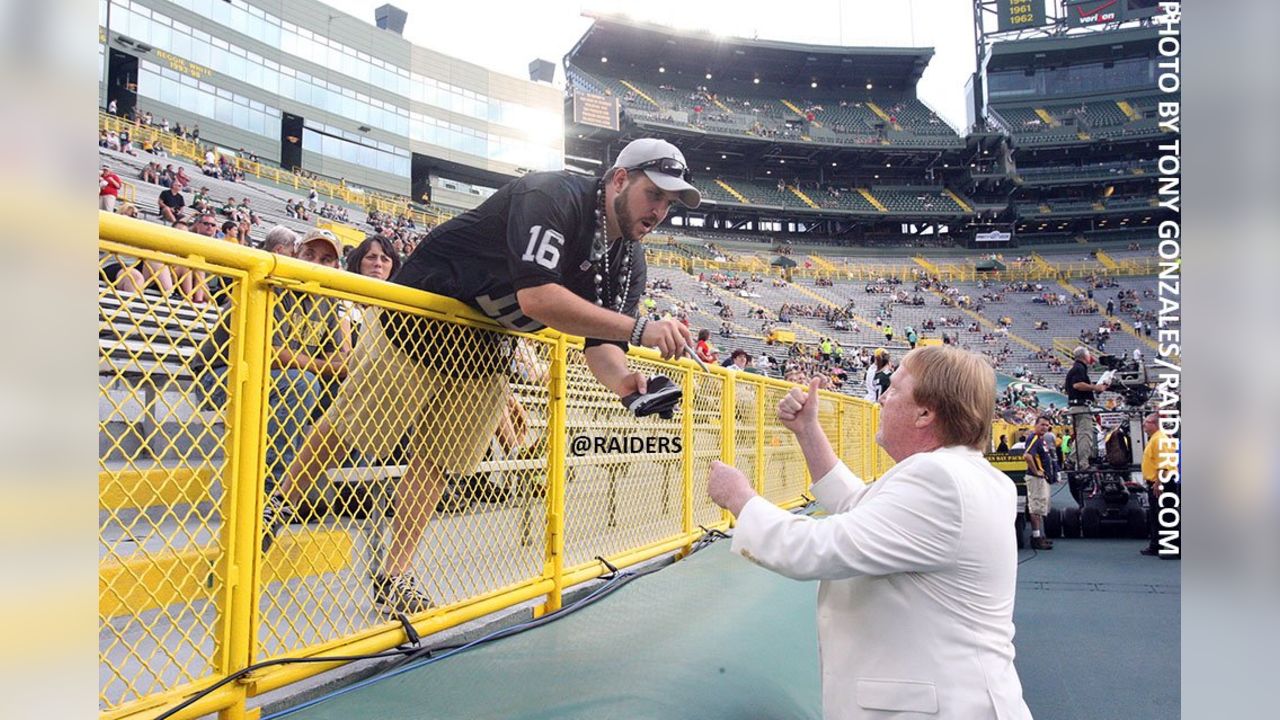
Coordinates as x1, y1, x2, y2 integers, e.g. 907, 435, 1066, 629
325, 308, 507, 476
1025, 474, 1050, 516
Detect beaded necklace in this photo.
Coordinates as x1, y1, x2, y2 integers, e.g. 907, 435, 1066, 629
591, 178, 636, 312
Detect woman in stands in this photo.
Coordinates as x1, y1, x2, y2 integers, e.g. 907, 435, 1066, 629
341, 235, 402, 339
695, 328, 719, 365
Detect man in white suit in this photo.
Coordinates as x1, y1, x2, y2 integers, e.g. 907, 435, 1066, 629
708, 345, 1032, 719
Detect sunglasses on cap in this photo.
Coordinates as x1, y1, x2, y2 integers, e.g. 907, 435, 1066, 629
628, 157, 692, 184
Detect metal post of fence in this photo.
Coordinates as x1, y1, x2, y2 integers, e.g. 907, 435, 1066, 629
212, 259, 275, 720
680, 367, 695, 540
720, 373, 735, 524
835, 398, 845, 465
537, 334, 568, 617
753, 378, 765, 496
870, 410, 883, 479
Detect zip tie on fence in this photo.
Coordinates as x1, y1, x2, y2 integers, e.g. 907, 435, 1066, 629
396, 613, 422, 648
595, 556, 620, 580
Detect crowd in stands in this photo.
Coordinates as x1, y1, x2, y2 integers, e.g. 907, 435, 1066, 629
100, 115, 1162, 431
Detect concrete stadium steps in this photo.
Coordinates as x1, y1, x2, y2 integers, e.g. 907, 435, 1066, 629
647, 267, 764, 341
791, 279, 940, 345
946, 279, 1152, 370
712, 179, 751, 204
1056, 278, 1159, 352
787, 185, 820, 209
101, 148, 359, 242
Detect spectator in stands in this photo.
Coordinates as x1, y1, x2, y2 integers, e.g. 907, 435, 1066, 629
276, 137, 701, 614
111, 219, 189, 298
191, 186, 213, 214
239, 198, 260, 226
158, 180, 185, 223
181, 211, 222, 304
117, 202, 138, 219
219, 221, 241, 244
1022, 415, 1058, 551
323, 236, 403, 350
707, 346, 1031, 719
864, 348, 890, 402
695, 328, 719, 365
197, 229, 351, 551
723, 349, 752, 372
138, 161, 160, 185
345, 234, 401, 284
261, 225, 297, 257
99, 165, 123, 212
996, 434, 1009, 453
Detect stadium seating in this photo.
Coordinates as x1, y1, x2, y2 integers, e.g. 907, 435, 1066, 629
697, 177, 974, 217
993, 96, 1174, 146
1017, 159, 1157, 184
100, 118, 1155, 390
568, 65, 961, 148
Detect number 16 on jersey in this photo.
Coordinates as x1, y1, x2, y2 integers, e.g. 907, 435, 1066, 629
522, 225, 564, 270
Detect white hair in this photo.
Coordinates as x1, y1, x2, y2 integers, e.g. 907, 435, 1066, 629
262, 225, 297, 253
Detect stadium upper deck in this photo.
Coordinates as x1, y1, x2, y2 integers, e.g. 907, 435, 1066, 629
980, 27, 1177, 245
99, 0, 563, 200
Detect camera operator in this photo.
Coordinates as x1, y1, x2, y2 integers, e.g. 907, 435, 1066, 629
1064, 346, 1109, 469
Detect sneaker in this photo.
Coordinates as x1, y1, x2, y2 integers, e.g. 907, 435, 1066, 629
374, 573, 435, 615
1031, 537, 1054, 550
261, 494, 295, 553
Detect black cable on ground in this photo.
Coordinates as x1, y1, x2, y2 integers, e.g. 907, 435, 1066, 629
154, 527, 732, 720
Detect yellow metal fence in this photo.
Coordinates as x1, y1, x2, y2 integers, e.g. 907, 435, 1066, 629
98, 212, 889, 720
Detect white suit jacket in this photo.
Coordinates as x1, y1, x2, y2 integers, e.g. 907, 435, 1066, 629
732, 446, 1032, 719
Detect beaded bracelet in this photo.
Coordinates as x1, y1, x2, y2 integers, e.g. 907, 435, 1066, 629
630, 316, 649, 346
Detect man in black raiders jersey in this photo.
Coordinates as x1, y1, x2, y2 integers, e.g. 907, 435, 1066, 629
274, 138, 701, 615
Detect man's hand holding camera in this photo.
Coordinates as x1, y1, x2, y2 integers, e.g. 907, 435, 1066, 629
639, 317, 692, 360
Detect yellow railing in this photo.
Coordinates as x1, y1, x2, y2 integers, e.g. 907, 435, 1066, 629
99, 111, 453, 229
97, 212, 888, 720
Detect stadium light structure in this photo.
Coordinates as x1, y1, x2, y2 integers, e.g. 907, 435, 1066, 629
374, 4, 407, 35
528, 59, 555, 84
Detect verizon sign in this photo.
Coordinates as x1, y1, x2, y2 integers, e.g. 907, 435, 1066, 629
1066, 0, 1123, 27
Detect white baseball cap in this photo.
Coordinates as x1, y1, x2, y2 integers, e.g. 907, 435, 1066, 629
611, 138, 701, 208
299, 228, 342, 257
